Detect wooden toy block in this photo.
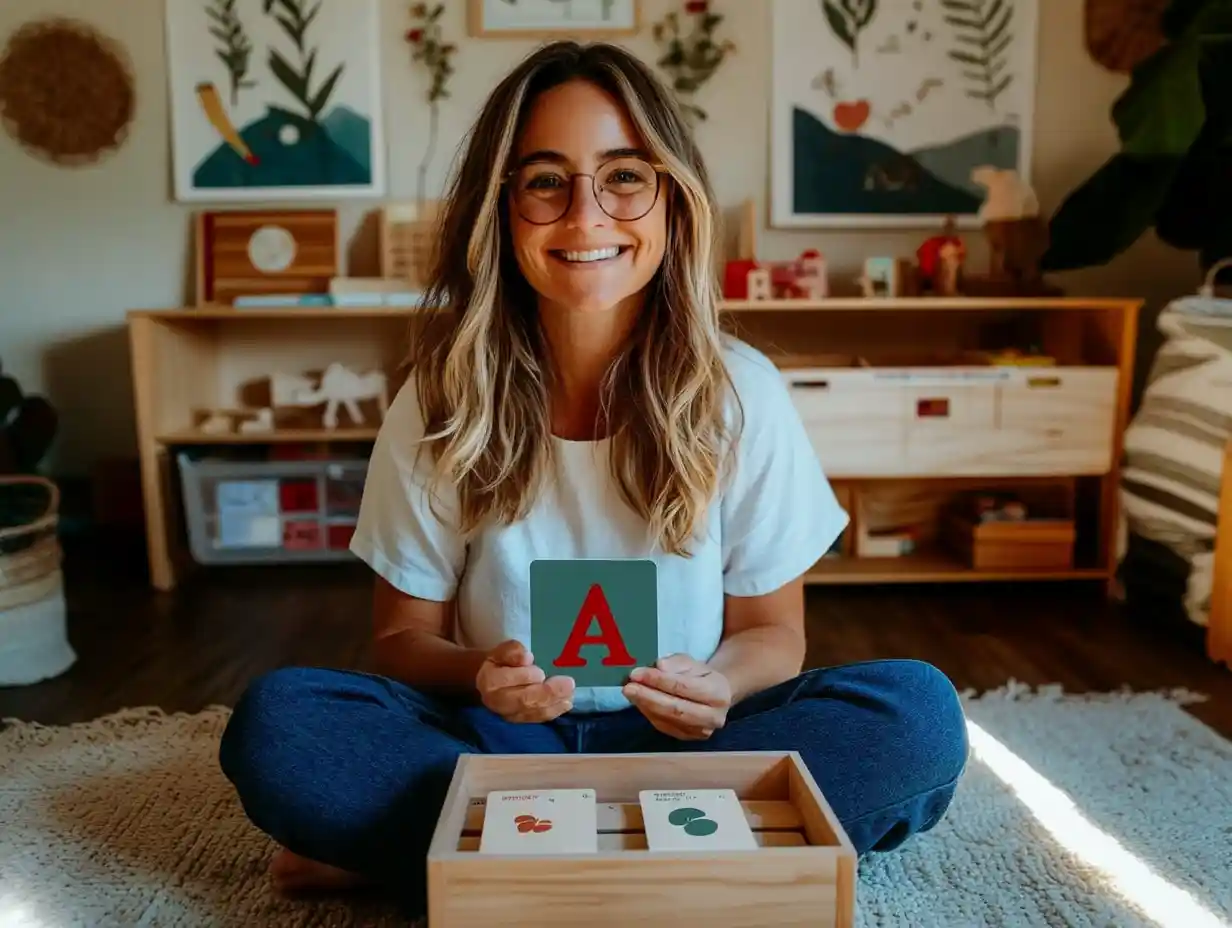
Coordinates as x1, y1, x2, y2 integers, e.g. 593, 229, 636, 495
746, 267, 773, 301
426, 751, 857, 928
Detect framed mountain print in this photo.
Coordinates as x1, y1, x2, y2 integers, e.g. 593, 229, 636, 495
770, 0, 1040, 228
165, 0, 385, 201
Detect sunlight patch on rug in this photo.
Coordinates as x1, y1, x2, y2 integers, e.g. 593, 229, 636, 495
1, 683, 1230, 927
967, 718, 1227, 928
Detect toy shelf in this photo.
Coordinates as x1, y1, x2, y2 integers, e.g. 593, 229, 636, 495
128, 306, 411, 588
128, 295, 1140, 592
724, 294, 1140, 593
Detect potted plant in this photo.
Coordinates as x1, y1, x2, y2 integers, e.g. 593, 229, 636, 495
1041, 0, 1232, 279
0, 359, 56, 478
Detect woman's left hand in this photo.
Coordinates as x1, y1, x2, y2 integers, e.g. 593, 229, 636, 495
622, 654, 733, 741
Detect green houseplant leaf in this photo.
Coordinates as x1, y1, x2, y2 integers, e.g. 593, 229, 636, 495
1112, 37, 1205, 155
1041, 155, 1181, 271
1043, 0, 1232, 273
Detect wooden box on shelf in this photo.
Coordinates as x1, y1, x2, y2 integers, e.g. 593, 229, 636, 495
427, 752, 856, 928
941, 487, 1076, 571
194, 209, 339, 306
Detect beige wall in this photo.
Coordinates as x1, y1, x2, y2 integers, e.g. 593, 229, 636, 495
0, 0, 1201, 475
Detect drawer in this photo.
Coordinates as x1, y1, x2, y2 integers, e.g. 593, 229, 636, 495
994, 368, 1120, 474
784, 369, 907, 476
782, 365, 1121, 478
903, 381, 999, 473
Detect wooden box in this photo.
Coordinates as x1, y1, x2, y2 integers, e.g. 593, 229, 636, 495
941, 488, 1076, 570
427, 752, 857, 928
194, 209, 339, 306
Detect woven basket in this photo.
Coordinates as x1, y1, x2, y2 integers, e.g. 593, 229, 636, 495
0, 475, 63, 612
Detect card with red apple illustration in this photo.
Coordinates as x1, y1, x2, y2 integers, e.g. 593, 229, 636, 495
478, 789, 598, 854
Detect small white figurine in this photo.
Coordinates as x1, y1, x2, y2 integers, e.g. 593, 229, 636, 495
239, 408, 274, 433
289, 362, 390, 430
200, 412, 233, 434
971, 166, 1040, 222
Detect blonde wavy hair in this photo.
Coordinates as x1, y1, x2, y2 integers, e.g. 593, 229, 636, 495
407, 41, 739, 557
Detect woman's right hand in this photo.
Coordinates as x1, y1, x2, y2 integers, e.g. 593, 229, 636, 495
476, 640, 576, 723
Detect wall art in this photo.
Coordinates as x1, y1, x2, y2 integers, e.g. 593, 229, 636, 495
165, 0, 385, 201
770, 0, 1039, 228
469, 0, 641, 37
0, 17, 135, 168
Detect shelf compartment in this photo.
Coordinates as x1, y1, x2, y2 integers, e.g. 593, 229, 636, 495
177, 452, 367, 565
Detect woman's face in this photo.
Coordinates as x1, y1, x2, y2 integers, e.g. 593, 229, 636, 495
507, 79, 669, 317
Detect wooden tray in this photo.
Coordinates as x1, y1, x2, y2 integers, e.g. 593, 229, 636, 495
427, 751, 856, 927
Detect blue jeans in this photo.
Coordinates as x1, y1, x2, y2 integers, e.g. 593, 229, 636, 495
219, 659, 968, 917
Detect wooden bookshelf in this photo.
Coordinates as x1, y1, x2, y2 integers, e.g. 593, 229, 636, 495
128, 295, 1140, 591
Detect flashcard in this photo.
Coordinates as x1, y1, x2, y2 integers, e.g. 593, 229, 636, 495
478, 789, 598, 855
530, 559, 658, 688
638, 789, 758, 852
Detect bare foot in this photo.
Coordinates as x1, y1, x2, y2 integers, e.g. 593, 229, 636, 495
269, 847, 371, 894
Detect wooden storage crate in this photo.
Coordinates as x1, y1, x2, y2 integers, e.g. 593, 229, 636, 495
427, 752, 856, 928
941, 486, 1076, 570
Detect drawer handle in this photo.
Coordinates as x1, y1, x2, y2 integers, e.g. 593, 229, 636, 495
916, 397, 950, 418
1027, 376, 1062, 388
792, 379, 831, 390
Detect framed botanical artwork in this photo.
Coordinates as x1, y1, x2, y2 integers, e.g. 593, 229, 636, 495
769, 0, 1040, 229
164, 0, 385, 201
468, 0, 642, 38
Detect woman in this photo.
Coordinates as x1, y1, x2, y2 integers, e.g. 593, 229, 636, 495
219, 40, 968, 915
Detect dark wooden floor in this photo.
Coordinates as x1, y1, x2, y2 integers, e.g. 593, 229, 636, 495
2, 536, 1230, 739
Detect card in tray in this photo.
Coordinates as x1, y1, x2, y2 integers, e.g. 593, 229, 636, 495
639, 788, 758, 851
478, 788, 598, 855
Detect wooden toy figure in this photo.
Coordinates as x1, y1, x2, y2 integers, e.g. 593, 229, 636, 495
746, 267, 773, 301
971, 166, 1050, 289
795, 249, 828, 299
916, 217, 965, 295
937, 241, 964, 296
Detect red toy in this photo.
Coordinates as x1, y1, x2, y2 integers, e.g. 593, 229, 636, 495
916, 218, 965, 293
723, 250, 828, 300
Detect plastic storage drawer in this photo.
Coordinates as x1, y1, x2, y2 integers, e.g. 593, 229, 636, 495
177, 452, 368, 565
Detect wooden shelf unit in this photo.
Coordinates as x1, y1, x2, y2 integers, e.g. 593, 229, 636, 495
128, 296, 1140, 591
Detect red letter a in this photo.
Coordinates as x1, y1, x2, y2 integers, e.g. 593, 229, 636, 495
552, 584, 636, 669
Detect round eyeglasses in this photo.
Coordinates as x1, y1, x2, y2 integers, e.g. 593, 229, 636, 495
504, 156, 668, 225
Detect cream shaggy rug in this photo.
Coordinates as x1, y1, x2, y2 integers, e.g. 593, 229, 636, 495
2, 683, 1231, 928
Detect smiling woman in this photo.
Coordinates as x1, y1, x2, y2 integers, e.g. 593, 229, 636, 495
216, 41, 969, 919
505, 88, 672, 317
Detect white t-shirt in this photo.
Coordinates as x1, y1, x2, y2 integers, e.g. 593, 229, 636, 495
349, 337, 850, 713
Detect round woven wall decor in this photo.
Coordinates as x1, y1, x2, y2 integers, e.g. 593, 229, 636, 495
0, 17, 135, 167
1085, 0, 1169, 74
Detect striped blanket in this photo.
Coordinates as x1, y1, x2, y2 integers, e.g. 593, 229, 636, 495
1120, 296, 1232, 628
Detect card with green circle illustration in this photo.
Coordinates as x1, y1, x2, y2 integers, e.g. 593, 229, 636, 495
529, 558, 658, 688
638, 789, 758, 851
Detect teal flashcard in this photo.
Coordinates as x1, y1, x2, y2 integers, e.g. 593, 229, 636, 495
529, 559, 658, 688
